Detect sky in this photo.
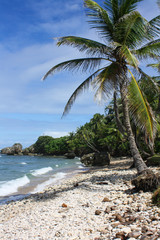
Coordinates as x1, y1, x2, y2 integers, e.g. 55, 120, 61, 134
0, 0, 159, 149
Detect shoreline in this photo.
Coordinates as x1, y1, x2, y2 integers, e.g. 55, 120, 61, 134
0, 155, 86, 204
0, 164, 89, 205
0, 157, 160, 239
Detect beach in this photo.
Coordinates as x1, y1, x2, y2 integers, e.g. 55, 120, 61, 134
0, 157, 160, 240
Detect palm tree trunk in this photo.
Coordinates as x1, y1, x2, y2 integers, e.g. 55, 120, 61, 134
113, 90, 126, 136
120, 80, 149, 174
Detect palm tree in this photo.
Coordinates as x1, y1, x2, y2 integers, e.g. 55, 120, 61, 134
42, 0, 160, 175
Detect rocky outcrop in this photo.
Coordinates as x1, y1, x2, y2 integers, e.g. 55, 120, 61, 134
1, 143, 36, 156
1, 143, 22, 155
22, 145, 35, 155
81, 152, 110, 166
64, 152, 76, 159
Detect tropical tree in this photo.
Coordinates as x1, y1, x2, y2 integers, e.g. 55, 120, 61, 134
42, 0, 160, 175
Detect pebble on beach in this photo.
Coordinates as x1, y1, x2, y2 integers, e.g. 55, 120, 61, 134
0, 158, 160, 240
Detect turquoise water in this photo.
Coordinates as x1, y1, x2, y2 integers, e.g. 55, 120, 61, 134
0, 154, 85, 204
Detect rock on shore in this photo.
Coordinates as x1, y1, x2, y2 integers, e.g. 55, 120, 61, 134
81, 152, 111, 166
0, 158, 160, 240
1, 143, 23, 155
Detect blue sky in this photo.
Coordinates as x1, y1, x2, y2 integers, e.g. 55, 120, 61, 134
0, 0, 159, 149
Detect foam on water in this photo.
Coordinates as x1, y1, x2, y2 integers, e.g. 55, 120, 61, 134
30, 167, 53, 176
0, 155, 82, 202
0, 181, 6, 184
0, 175, 30, 197
21, 162, 27, 165
32, 172, 66, 193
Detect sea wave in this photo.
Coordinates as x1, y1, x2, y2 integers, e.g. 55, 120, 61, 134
30, 167, 53, 176
32, 172, 66, 193
21, 162, 27, 165
0, 175, 30, 197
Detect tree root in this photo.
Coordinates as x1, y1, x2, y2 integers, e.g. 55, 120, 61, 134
131, 171, 160, 192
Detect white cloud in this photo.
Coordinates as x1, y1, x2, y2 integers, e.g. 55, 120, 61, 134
39, 16, 85, 35
28, 0, 83, 24
0, 24, 106, 115
43, 131, 69, 138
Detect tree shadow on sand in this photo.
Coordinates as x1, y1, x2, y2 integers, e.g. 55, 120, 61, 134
27, 161, 137, 203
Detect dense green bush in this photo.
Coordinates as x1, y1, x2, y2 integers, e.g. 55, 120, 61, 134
33, 112, 131, 156
33, 107, 160, 157
34, 135, 69, 155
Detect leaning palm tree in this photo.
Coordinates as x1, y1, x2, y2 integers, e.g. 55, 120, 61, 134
42, 0, 160, 175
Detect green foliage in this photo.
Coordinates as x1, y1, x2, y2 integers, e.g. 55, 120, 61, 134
33, 106, 160, 157
128, 72, 157, 146
155, 136, 160, 153
34, 112, 131, 157
138, 75, 159, 111
34, 136, 69, 155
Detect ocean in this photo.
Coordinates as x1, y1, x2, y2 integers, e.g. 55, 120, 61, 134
0, 154, 86, 204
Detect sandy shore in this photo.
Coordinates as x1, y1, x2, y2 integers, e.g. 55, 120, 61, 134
0, 157, 160, 240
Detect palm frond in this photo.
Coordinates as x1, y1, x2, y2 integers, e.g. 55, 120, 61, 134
138, 67, 159, 91
92, 62, 122, 102
104, 0, 118, 23
138, 73, 160, 108
84, 0, 113, 41
148, 15, 160, 37
115, 11, 151, 48
152, 76, 160, 82
128, 70, 157, 145
62, 68, 105, 116
104, 0, 143, 23
133, 39, 160, 60
119, 0, 143, 16
56, 36, 113, 57
42, 58, 107, 81
118, 45, 139, 68
147, 63, 160, 72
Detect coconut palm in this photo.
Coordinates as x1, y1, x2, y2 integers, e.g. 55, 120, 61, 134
42, 0, 160, 175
